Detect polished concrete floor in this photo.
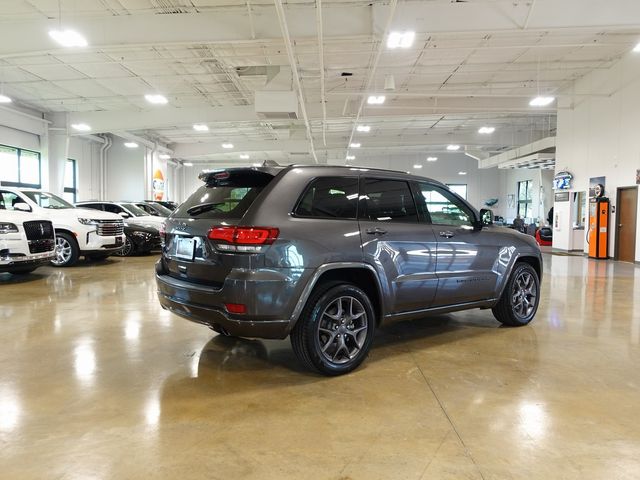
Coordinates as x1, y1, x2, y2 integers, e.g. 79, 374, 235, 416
1, 254, 640, 479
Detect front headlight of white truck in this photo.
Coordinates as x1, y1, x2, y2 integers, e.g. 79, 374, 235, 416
77, 218, 97, 226
0, 223, 18, 234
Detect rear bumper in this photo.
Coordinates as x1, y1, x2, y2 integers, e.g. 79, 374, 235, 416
155, 260, 304, 339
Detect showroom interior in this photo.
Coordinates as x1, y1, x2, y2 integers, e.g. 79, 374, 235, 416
1, 0, 640, 478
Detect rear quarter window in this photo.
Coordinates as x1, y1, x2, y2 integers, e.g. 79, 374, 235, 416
294, 177, 359, 219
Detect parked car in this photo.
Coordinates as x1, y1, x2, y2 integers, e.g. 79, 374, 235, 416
156, 165, 542, 375
146, 200, 178, 211
134, 201, 172, 217
76, 201, 164, 229
114, 223, 162, 257
0, 188, 125, 267
0, 207, 55, 274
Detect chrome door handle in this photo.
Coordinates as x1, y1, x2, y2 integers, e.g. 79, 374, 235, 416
439, 231, 455, 238
366, 227, 387, 235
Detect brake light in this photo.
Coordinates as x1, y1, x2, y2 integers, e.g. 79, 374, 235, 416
159, 222, 166, 240
207, 226, 279, 245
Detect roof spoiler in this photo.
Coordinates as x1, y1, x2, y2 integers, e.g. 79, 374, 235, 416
198, 160, 283, 183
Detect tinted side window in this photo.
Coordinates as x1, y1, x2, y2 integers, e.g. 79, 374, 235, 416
103, 204, 123, 214
361, 179, 418, 223
80, 203, 103, 211
295, 177, 358, 219
417, 183, 474, 227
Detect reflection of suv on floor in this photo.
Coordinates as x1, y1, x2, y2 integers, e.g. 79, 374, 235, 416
0, 188, 125, 267
156, 165, 542, 375
0, 209, 55, 274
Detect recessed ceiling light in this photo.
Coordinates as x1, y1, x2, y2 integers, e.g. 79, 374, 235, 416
346, 155, 356, 161
633, 42, 640, 52
478, 126, 495, 134
222, 142, 234, 149
387, 31, 415, 49
458, 171, 467, 175
356, 125, 371, 133
252, 163, 262, 167
413, 164, 423, 169
48, 29, 88, 48
240, 154, 250, 159
447, 144, 461, 151
183, 162, 193, 167
367, 95, 386, 105
529, 96, 555, 107
427, 156, 438, 162
0, 94, 12, 104
193, 123, 209, 131
71, 123, 91, 132
144, 94, 168, 105
124, 142, 139, 148
350, 142, 361, 148
158, 154, 171, 160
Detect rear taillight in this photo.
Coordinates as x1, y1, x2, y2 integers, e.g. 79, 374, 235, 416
207, 226, 279, 253
159, 222, 166, 243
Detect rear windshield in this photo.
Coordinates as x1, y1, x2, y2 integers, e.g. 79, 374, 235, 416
174, 170, 274, 219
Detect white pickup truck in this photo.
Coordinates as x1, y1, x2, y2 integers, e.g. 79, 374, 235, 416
0, 187, 125, 267
0, 209, 56, 274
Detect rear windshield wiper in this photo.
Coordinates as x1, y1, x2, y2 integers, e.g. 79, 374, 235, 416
186, 202, 226, 215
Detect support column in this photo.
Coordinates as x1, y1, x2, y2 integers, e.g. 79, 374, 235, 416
46, 113, 69, 196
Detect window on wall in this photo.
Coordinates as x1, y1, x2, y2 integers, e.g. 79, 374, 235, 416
63, 159, 78, 204
0, 145, 41, 188
517, 180, 533, 218
446, 184, 467, 199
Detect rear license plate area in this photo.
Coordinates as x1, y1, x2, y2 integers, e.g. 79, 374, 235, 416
174, 237, 196, 261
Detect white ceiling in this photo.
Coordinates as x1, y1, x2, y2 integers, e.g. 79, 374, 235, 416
0, 0, 639, 164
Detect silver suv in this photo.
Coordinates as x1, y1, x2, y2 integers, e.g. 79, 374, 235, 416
156, 165, 542, 375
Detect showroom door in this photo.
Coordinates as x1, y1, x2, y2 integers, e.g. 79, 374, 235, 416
358, 177, 439, 313
616, 187, 638, 263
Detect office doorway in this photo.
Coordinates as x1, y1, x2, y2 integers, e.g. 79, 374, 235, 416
615, 187, 638, 263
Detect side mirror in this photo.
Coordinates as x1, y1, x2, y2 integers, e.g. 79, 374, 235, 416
13, 202, 31, 212
119, 212, 131, 219
480, 208, 494, 226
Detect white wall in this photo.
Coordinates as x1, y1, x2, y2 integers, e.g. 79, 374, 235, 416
554, 50, 640, 261
68, 137, 102, 201
106, 136, 145, 200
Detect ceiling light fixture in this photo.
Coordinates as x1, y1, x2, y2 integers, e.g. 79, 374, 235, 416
413, 164, 423, 169
193, 123, 209, 131
221, 142, 234, 149
48, 29, 88, 48
387, 31, 415, 49
633, 42, 640, 52
478, 126, 495, 134
346, 155, 356, 161
458, 171, 467, 175
350, 142, 361, 148
529, 96, 555, 107
356, 125, 371, 133
0, 94, 12, 104
427, 156, 438, 162
144, 94, 168, 105
447, 144, 461, 151
240, 154, 250, 159
183, 162, 193, 167
71, 123, 91, 132
367, 95, 386, 105
158, 154, 171, 160
124, 142, 139, 148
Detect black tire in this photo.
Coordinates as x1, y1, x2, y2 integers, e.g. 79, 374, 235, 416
10, 266, 37, 275
112, 235, 134, 257
492, 262, 540, 326
51, 232, 80, 267
291, 282, 376, 376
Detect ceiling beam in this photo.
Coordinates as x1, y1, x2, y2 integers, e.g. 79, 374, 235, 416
172, 140, 311, 159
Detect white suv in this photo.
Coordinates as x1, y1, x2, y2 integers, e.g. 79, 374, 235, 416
0, 188, 125, 267
0, 208, 55, 274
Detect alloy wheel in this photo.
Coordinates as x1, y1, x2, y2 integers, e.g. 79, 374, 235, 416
52, 237, 72, 266
114, 236, 133, 257
317, 296, 368, 365
511, 270, 538, 319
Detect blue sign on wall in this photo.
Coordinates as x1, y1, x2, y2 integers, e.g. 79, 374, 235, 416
553, 171, 573, 190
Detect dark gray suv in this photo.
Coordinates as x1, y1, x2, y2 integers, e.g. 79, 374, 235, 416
156, 164, 542, 375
